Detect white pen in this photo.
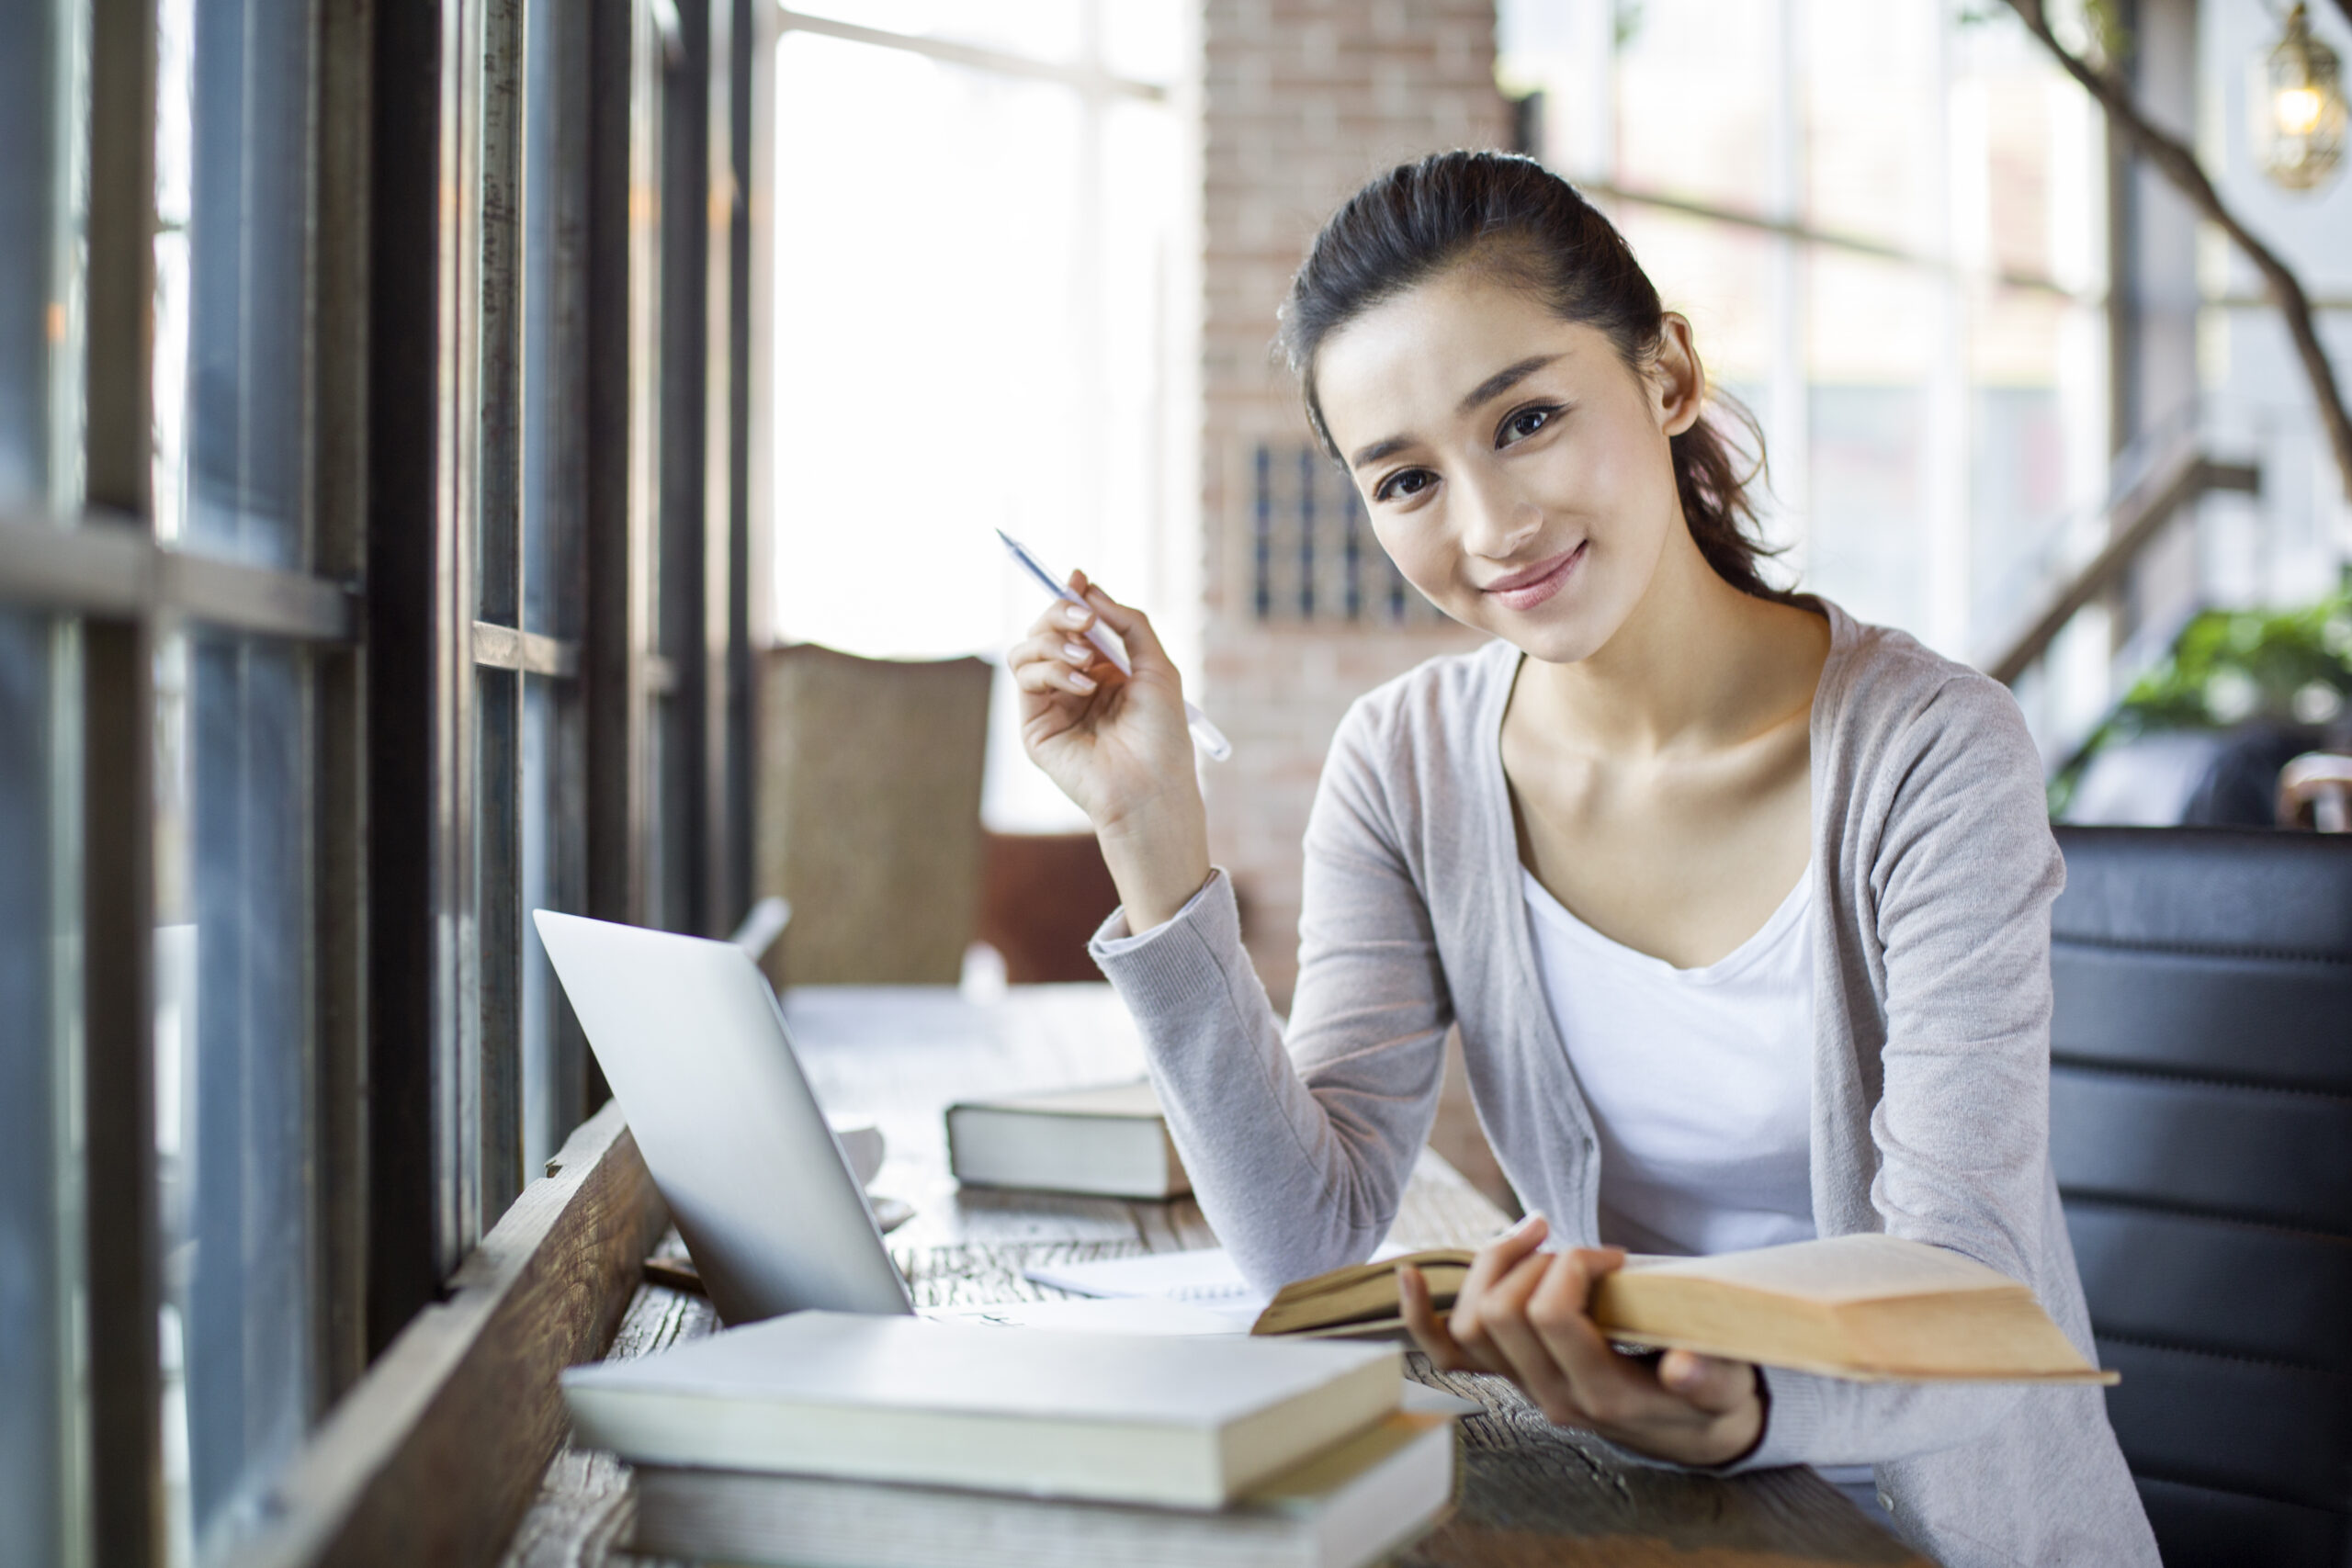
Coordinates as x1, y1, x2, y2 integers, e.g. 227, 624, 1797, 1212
997, 529, 1232, 763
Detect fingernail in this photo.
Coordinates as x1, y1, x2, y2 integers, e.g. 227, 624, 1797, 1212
1069, 671, 1097, 692
1510, 1212, 1545, 1235
1057, 604, 1088, 626
1063, 641, 1091, 662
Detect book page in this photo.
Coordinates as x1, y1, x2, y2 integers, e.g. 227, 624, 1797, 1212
1026, 1247, 1269, 1322
1616, 1234, 2018, 1305
1035, 1243, 1420, 1328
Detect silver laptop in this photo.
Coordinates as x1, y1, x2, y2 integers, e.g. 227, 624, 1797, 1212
533, 909, 916, 1325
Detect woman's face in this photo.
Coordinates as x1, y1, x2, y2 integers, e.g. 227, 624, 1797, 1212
1312, 265, 1702, 665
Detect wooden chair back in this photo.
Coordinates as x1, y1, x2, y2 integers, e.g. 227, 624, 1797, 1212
754, 645, 991, 987
974, 831, 1122, 983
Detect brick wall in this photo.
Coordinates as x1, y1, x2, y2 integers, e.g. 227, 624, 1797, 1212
1199, 0, 1510, 1007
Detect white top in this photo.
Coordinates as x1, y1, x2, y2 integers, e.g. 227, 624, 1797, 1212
1520, 866, 1818, 1259
1521, 866, 1883, 1506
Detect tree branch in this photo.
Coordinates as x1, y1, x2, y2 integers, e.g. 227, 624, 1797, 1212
2004, 0, 2352, 500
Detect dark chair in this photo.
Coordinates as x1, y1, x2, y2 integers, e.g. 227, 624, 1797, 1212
2050, 827, 2352, 1566
974, 831, 1122, 984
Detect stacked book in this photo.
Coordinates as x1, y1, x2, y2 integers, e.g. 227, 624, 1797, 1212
560, 1311, 1456, 1568
945, 1078, 1190, 1200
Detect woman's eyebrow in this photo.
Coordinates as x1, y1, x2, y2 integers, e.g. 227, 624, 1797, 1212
1454, 353, 1563, 417
1347, 353, 1568, 471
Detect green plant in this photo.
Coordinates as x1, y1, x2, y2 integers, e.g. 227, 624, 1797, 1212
2048, 592, 2352, 816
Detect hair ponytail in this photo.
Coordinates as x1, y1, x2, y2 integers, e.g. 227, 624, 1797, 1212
1279, 151, 1797, 605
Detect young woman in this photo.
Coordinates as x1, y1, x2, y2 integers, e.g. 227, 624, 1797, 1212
1009, 152, 2154, 1567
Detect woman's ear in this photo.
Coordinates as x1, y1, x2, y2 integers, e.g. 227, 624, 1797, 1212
1650, 313, 1705, 438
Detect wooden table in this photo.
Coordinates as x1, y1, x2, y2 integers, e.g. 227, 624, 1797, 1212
499, 985, 1926, 1568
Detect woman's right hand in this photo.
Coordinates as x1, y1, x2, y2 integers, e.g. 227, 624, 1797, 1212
1398, 1214, 1765, 1468
1007, 572, 1212, 931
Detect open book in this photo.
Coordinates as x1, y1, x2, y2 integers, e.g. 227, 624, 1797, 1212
1250, 1233, 2117, 1385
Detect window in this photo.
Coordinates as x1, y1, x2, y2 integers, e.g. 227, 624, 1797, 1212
471, 0, 594, 1234
1499, 0, 2111, 668
766, 1, 1191, 831
153, 632, 313, 1562
0, 606, 75, 1568
0, 2, 86, 1566
512, 0, 593, 1181
0, 0, 765, 1561
151, 2, 326, 1553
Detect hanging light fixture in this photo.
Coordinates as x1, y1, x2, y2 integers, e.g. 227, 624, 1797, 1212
2253, 3, 2346, 191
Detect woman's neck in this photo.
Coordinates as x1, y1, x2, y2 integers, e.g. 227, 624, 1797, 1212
1514, 524, 1827, 760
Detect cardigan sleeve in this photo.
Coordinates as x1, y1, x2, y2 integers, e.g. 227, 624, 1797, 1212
1089, 694, 1455, 1293
1733, 669, 2069, 1470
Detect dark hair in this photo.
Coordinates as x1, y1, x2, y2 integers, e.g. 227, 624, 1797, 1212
1279, 151, 1793, 604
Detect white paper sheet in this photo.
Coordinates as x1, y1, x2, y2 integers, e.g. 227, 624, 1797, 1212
1023, 1248, 1270, 1324
1024, 1244, 1415, 1328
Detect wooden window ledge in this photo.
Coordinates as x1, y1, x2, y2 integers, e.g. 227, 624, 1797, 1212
243, 1101, 666, 1568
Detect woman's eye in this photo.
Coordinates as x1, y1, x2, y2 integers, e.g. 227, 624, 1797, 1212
1498, 404, 1559, 446
1374, 468, 1435, 503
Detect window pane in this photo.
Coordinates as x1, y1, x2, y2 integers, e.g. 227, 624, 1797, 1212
0, 0, 62, 507
1956, 18, 2109, 656
771, 32, 1182, 831
1806, 251, 1935, 633
1499, 0, 2115, 660
153, 0, 312, 564
475, 668, 520, 1228
155, 633, 312, 1565
1101, 0, 1184, 83
0, 611, 72, 1568
772, 37, 1085, 663
1616, 210, 1778, 392
1600, 207, 1796, 575
1805, 0, 1939, 251
522, 0, 584, 640
786, 0, 1085, 63
1972, 288, 2100, 643
1614, 0, 1775, 209
648, 688, 690, 931
519, 673, 578, 1173
473, 671, 586, 1220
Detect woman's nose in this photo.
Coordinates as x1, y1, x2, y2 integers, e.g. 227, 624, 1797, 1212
1457, 473, 1544, 559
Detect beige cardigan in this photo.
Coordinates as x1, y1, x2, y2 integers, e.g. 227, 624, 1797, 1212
1092, 604, 2156, 1568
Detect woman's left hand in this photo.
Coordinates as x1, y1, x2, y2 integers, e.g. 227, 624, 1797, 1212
1398, 1213, 1765, 1467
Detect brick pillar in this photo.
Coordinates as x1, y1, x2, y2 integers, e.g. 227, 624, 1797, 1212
1199, 0, 1510, 1008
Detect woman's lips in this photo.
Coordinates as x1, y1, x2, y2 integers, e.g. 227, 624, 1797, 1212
1482, 543, 1586, 612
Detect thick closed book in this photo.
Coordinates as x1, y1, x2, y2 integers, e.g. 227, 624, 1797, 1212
560, 1310, 1401, 1506
627, 1410, 1457, 1568
1252, 1234, 2117, 1385
946, 1079, 1190, 1200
